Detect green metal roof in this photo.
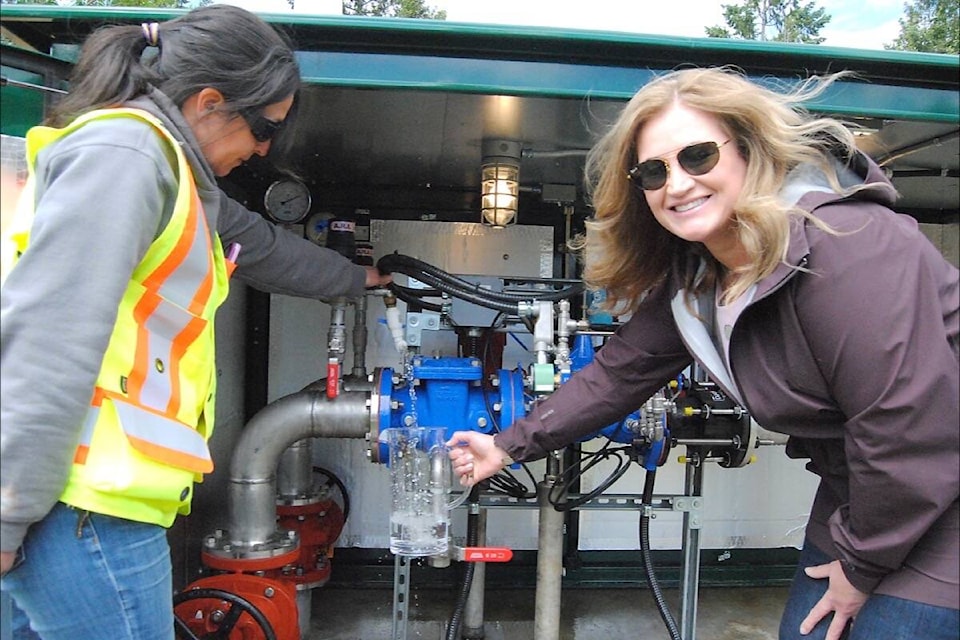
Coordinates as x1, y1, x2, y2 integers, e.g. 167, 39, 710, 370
2, 5, 958, 122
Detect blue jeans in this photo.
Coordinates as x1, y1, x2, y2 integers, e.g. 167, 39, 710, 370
0, 502, 173, 640
780, 540, 960, 640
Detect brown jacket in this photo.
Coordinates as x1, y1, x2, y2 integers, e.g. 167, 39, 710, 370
495, 156, 959, 608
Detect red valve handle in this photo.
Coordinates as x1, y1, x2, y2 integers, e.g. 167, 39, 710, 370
459, 547, 513, 563
326, 359, 340, 399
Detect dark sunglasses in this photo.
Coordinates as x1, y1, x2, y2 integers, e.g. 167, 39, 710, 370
239, 108, 285, 143
627, 140, 730, 191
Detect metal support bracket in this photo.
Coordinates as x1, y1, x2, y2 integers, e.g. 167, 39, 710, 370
391, 554, 411, 640
671, 496, 704, 530
403, 311, 441, 347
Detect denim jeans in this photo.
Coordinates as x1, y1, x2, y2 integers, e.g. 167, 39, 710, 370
0, 502, 173, 640
780, 539, 960, 640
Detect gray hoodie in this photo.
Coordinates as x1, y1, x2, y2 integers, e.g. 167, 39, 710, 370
0, 89, 367, 554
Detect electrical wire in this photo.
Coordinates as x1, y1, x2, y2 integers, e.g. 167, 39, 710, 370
547, 440, 633, 511
640, 470, 682, 640
313, 466, 351, 522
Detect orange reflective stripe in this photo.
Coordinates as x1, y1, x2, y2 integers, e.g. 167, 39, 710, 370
145, 182, 210, 313
165, 315, 207, 416
73, 391, 214, 473
182, 183, 213, 316
130, 178, 212, 414
126, 288, 164, 403
140, 184, 197, 296
73, 447, 89, 465
111, 396, 212, 473
125, 435, 212, 474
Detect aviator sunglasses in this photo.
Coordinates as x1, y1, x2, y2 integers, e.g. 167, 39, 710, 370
239, 108, 285, 143
627, 140, 731, 191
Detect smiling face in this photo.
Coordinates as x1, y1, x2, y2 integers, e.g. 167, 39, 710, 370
634, 101, 749, 269
186, 89, 295, 177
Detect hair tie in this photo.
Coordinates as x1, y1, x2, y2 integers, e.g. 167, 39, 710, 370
141, 22, 160, 47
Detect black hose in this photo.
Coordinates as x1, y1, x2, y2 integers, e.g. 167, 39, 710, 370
549, 443, 632, 511
313, 466, 351, 523
378, 253, 584, 305
446, 487, 481, 640
396, 267, 520, 313
640, 471, 682, 640
380, 254, 528, 302
388, 282, 444, 312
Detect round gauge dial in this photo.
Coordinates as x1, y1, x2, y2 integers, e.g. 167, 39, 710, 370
264, 178, 312, 224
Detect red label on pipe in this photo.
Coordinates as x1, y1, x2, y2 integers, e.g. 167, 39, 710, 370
462, 547, 513, 563
326, 360, 339, 399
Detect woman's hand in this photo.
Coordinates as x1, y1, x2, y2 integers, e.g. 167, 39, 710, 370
446, 431, 513, 487
364, 266, 392, 288
1, 550, 15, 576
799, 560, 869, 639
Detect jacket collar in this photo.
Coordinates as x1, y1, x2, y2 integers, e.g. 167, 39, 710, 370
753, 152, 897, 301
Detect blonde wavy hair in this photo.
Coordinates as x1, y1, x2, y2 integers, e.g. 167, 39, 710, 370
580, 66, 861, 311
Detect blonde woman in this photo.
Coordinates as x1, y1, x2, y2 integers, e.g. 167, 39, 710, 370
449, 67, 959, 640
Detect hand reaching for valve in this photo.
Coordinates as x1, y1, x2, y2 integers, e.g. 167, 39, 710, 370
446, 431, 514, 486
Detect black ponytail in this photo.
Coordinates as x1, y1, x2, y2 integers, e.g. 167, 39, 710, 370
48, 26, 158, 126
48, 5, 301, 137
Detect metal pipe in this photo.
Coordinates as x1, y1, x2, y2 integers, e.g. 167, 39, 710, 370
673, 438, 738, 447
328, 299, 348, 362
0, 75, 67, 94
352, 296, 369, 378
521, 149, 588, 160
462, 506, 488, 639
679, 462, 704, 640
875, 128, 959, 166
227, 388, 370, 545
534, 454, 564, 640
276, 438, 314, 501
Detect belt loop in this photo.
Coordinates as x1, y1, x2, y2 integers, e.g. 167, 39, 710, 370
75, 510, 91, 538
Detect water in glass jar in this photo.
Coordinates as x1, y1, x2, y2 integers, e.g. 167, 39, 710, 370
389, 509, 449, 556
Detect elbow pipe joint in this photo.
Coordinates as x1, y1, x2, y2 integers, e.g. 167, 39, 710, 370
223, 387, 371, 548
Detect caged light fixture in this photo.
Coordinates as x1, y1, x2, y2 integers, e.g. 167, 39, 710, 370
480, 139, 521, 228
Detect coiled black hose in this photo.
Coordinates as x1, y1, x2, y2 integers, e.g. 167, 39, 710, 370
378, 253, 584, 307
387, 282, 444, 313
446, 486, 481, 640
640, 471, 682, 640
548, 442, 632, 511
396, 267, 520, 314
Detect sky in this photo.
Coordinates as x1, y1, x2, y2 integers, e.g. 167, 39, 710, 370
217, 0, 906, 51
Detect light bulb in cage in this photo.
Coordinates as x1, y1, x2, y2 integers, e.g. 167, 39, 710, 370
480, 140, 521, 228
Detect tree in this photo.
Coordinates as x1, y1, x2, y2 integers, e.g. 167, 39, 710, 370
705, 0, 831, 44
342, 0, 446, 19
888, 0, 959, 53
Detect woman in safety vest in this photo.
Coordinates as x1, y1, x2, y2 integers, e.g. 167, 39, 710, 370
0, 6, 390, 638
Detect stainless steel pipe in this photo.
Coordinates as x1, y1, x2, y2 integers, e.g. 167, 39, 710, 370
226, 388, 370, 545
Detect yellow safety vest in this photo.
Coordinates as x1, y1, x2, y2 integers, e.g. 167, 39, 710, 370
3, 108, 234, 527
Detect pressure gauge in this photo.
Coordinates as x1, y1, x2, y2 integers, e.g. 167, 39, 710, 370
264, 178, 312, 224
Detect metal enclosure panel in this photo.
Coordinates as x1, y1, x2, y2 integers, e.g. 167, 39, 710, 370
370, 220, 554, 278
